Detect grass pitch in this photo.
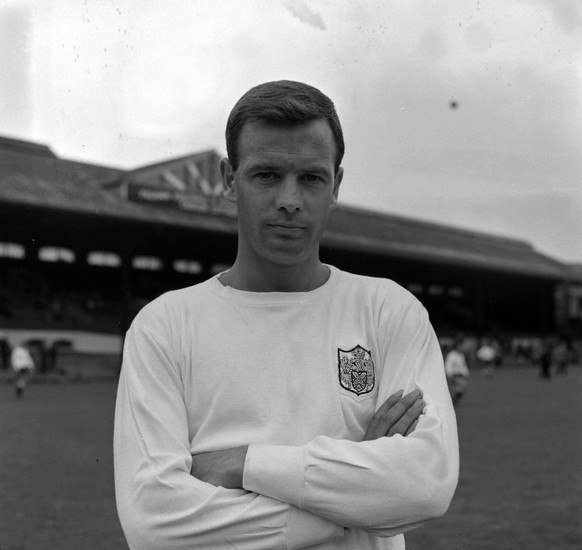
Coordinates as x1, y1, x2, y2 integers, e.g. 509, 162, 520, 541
407, 365, 582, 550
0, 379, 125, 550
1, 363, 581, 550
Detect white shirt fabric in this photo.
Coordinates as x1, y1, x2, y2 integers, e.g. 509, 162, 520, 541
114, 266, 459, 549
476, 345, 496, 363
11, 346, 35, 372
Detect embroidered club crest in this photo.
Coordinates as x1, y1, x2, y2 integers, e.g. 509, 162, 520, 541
338, 345, 375, 396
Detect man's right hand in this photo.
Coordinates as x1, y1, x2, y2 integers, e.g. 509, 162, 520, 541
363, 389, 425, 441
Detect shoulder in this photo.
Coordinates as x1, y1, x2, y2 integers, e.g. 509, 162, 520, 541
332, 267, 420, 309
131, 276, 218, 330
329, 267, 429, 330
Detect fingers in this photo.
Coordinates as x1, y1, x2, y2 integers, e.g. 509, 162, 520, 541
387, 397, 425, 437
363, 390, 404, 440
363, 389, 425, 441
405, 418, 419, 437
376, 389, 406, 416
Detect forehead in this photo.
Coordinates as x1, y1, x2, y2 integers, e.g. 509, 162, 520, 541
237, 119, 336, 168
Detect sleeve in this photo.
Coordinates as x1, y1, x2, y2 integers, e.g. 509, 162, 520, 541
243, 301, 459, 537
114, 321, 345, 550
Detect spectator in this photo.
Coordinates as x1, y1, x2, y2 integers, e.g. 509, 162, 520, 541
11, 343, 35, 397
476, 338, 497, 378
539, 339, 553, 380
444, 336, 470, 405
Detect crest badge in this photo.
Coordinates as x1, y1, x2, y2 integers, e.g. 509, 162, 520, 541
338, 345, 375, 396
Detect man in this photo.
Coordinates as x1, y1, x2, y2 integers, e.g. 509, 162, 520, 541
444, 336, 470, 405
476, 338, 497, 378
114, 80, 459, 549
11, 342, 35, 398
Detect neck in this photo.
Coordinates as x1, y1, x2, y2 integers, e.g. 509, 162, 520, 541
220, 259, 330, 292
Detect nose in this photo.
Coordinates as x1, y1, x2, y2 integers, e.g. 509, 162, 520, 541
275, 177, 303, 213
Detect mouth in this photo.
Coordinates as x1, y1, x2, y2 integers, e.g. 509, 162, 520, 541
266, 223, 307, 239
268, 223, 305, 230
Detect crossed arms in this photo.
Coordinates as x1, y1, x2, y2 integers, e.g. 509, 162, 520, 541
191, 389, 426, 489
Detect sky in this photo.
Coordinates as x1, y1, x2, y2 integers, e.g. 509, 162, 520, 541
1, 0, 581, 264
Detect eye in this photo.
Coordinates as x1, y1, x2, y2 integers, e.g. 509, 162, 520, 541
255, 172, 277, 183
302, 174, 324, 184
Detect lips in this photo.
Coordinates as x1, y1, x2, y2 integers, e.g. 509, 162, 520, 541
267, 222, 306, 230
266, 223, 307, 240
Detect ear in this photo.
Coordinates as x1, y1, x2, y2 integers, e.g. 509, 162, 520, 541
330, 166, 343, 211
220, 157, 237, 202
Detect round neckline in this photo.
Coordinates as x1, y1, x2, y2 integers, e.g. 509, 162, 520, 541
208, 264, 341, 304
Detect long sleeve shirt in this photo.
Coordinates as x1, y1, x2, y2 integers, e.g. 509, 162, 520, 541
114, 266, 459, 549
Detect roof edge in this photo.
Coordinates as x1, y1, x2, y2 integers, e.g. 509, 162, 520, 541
335, 202, 534, 252
0, 135, 57, 158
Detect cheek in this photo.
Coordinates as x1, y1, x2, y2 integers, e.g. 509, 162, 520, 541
312, 196, 335, 218
236, 192, 257, 214
238, 187, 271, 209
236, 195, 267, 232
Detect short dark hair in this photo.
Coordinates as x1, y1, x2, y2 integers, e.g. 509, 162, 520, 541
225, 80, 345, 172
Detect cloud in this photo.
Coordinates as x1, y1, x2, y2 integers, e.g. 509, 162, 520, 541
0, 3, 33, 135
543, 0, 582, 34
284, 0, 326, 30
4, 0, 582, 261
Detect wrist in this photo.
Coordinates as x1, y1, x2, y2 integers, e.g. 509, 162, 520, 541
233, 445, 248, 488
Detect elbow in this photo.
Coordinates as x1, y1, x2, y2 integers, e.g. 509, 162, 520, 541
352, 474, 457, 535
118, 500, 176, 550
116, 484, 175, 550
414, 467, 458, 523
415, 435, 460, 522
117, 497, 153, 550
419, 484, 454, 521
364, 478, 457, 538
388, 469, 458, 534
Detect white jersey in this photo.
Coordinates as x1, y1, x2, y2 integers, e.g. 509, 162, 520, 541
114, 266, 459, 549
476, 345, 496, 362
11, 346, 34, 372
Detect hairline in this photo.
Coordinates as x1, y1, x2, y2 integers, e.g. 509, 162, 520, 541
225, 81, 345, 173
233, 117, 340, 174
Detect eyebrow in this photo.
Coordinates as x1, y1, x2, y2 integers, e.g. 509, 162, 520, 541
244, 160, 332, 174
245, 163, 280, 172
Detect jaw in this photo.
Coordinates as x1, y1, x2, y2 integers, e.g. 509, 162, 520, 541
230, 233, 325, 291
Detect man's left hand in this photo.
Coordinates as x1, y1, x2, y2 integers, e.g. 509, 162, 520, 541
191, 446, 248, 489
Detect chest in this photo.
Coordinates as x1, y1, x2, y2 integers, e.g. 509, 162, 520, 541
180, 304, 385, 445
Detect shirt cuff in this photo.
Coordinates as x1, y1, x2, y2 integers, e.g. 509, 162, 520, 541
243, 444, 306, 507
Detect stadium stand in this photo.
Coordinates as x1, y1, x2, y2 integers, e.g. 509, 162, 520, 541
1, 135, 580, 358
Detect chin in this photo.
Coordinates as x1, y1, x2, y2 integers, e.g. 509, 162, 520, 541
262, 247, 313, 267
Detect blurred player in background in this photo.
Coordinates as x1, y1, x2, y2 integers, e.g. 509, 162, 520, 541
476, 338, 498, 377
11, 342, 35, 397
444, 336, 470, 405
